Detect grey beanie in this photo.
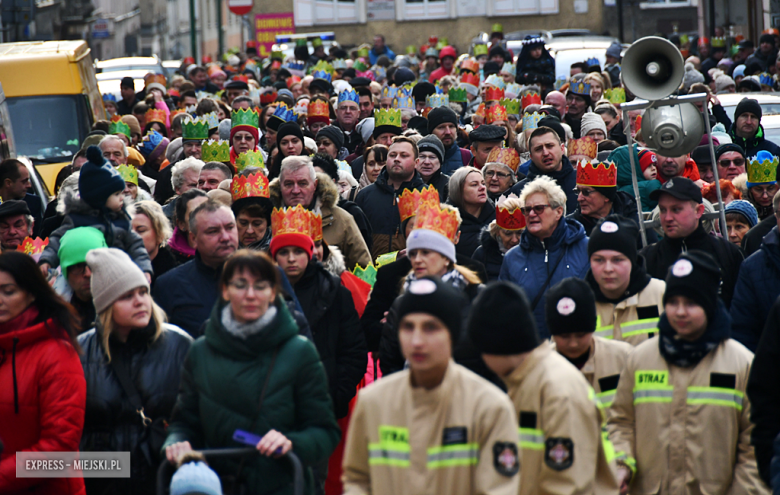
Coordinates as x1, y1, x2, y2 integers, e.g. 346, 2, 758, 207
87, 248, 150, 314
166, 137, 184, 162
417, 134, 445, 163
683, 63, 705, 91
580, 113, 607, 138
218, 119, 232, 141
715, 74, 736, 94
406, 228, 456, 263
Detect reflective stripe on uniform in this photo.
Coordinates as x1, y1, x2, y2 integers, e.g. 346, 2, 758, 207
687, 386, 744, 410
601, 429, 617, 464
518, 427, 545, 450
633, 388, 673, 403
597, 390, 616, 408
368, 446, 411, 466
614, 451, 637, 474
619, 318, 659, 338
633, 370, 673, 404
595, 315, 614, 339
427, 444, 480, 468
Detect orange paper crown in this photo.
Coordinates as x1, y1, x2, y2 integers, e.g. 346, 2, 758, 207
485, 87, 505, 102
567, 137, 598, 159
397, 185, 440, 222
17, 236, 49, 256
486, 105, 508, 124
231, 172, 270, 202
461, 72, 481, 87
495, 195, 525, 231
413, 203, 460, 242
310, 210, 323, 242
145, 109, 166, 125
307, 99, 330, 119
271, 204, 312, 237
486, 147, 520, 172
460, 59, 480, 74
145, 74, 167, 89
521, 92, 542, 109
576, 160, 618, 187
475, 103, 486, 119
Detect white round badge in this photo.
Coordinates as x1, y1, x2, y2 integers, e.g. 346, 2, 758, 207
672, 259, 693, 277
556, 297, 576, 316
409, 279, 437, 295
600, 221, 618, 233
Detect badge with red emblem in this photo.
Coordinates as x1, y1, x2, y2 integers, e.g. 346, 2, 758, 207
493, 442, 519, 476
545, 437, 573, 470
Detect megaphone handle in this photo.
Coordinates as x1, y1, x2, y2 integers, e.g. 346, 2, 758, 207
700, 101, 728, 237
623, 108, 648, 248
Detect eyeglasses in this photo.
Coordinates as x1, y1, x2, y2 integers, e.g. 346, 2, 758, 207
228, 281, 271, 293
234, 135, 255, 142
485, 170, 511, 179
520, 204, 552, 216
575, 188, 596, 197
718, 159, 745, 167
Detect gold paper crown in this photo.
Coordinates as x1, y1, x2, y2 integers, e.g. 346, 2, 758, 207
605, 88, 626, 104
231, 172, 270, 202
201, 140, 230, 162
117, 164, 138, 185
475, 103, 486, 119
486, 105, 508, 124
568, 137, 598, 160
747, 156, 779, 184
182, 117, 209, 140
521, 92, 542, 109
271, 204, 312, 237
307, 99, 330, 120
413, 203, 460, 242
485, 87, 505, 102
486, 147, 520, 172
397, 185, 440, 222
576, 160, 618, 187
375, 108, 402, 128
500, 98, 521, 115
17, 236, 49, 256
145, 74, 167, 89
569, 80, 591, 96
352, 263, 378, 287
310, 210, 323, 242
145, 109, 166, 125
235, 150, 266, 173
496, 194, 525, 231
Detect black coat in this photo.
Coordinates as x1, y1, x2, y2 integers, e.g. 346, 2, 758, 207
640, 224, 743, 307
472, 227, 504, 281
742, 214, 776, 257
293, 261, 367, 419
150, 247, 178, 287
510, 157, 579, 215
337, 198, 373, 253
424, 168, 450, 203
567, 190, 659, 247
78, 322, 192, 494
456, 200, 496, 260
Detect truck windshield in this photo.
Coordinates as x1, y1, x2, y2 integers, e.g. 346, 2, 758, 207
6, 95, 89, 161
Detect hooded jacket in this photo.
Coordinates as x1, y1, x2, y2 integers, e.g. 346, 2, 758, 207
456, 199, 496, 260
270, 172, 372, 270
510, 157, 579, 214
515, 44, 556, 88
472, 226, 505, 281
499, 217, 590, 339
728, 124, 780, 161
731, 226, 780, 352
609, 144, 663, 212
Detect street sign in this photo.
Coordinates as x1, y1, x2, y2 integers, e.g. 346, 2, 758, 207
91, 19, 111, 39
228, 0, 253, 16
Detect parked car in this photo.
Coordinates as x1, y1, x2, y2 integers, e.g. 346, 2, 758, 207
757, 114, 780, 146
95, 56, 164, 75
96, 70, 148, 100
162, 59, 182, 80
716, 93, 780, 121
273, 32, 337, 61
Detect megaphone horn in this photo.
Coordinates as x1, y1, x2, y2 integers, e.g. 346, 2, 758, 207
621, 36, 685, 101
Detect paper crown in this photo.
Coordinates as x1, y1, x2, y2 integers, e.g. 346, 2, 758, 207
307, 99, 330, 122
182, 117, 209, 140
501, 62, 516, 74
231, 172, 270, 202
201, 140, 230, 162
259, 90, 277, 104
496, 194, 525, 231
352, 263, 377, 287
170, 108, 187, 120
486, 147, 520, 172
426, 94, 449, 108
311, 60, 334, 75
428, 36, 439, 45
484, 74, 506, 91
17, 237, 49, 257
332, 58, 348, 70
311, 70, 332, 82
338, 89, 360, 106
145, 74, 167, 89
568, 137, 598, 160
605, 88, 626, 104
145, 109, 166, 125
382, 85, 399, 99
500, 98, 521, 115
474, 44, 488, 56
231, 107, 260, 128
576, 160, 617, 187
271, 204, 312, 237
570, 80, 591, 97
747, 156, 779, 184
485, 86, 505, 102
235, 150, 266, 173
286, 61, 305, 76
397, 185, 440, 222
491, 23, 503, 33
760, 73, 774, 86
373, 66, 387, 80
203, 111, 220, 130
504, 83, 522, 99
449, 87, 467, 103
310, 209, 323, 242
270, 104, 295, 123
354, 60, 368, 72
586, 57, 600, 68
109, 119, 131, 139
475, 103, 486, 119
460, 58, 480, 74
406, 45, 417, 55
413, 203, 460, 242
486, 104, 508, 124
522, 111, 543, 130
103, 93, 117, 103
375, 108, 402, 128
711, 37, 726, 48
394, 96, 415, 110
461, 72, 481, 89
521, 92, 542, 109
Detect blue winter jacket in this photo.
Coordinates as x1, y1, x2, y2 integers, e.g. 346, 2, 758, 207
730, 226, 780, 352
498, 217, 590, 339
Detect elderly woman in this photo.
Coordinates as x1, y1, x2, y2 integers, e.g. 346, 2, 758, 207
448, 166, 495, 258
499, 175, 589, 339
130, 200, 176, 284
358, 144, 387, 191
167, 189, 208, 265
416, 135, 450, 202
473, 196, 524, 280
79, 248, 192, 494
164, 250, 341, 494
482, 148, 519, 201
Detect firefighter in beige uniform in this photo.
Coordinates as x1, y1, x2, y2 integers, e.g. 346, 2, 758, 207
547, 277, 633, 410
586, 215, 666, 347
469, 281, 620, 495
342, 277, 521, 495
607, 252, 767, 495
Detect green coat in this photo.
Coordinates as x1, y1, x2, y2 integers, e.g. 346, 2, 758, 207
609, 143, 662, 212
163, 297, 341, 494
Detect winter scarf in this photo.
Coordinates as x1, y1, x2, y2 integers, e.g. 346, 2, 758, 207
657, 301, 731, 368
220, 304, 278, 340
403, 267, 468, 293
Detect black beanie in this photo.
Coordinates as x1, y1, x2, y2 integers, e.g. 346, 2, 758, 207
417, 134, 445, 163
597, 186, 618, 202
427, 107, 459, 135
760, 33, 776, 46
79, 146, 126, 210
483, 61, 501, 77
715, 143, 746, 161
663, 250, 721, 322
587, 215, 639, 265
412, 82, 436, 103
396, 277, 467, 339
394, 67, 416, 86
467, 281, 540, 355
408, 116, 429, 136
276, 122, 304, 146
545, 278, 598, 336
537, 117, 566, 143
316, 125, 345, 151
312, 153, 339, 183
734, 98, 762, 122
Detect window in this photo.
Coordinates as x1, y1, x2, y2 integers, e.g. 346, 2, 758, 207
404, 0, 448, 19
489, 0, 558, 16
294, 0, 361, 26
640, 0, 695, 8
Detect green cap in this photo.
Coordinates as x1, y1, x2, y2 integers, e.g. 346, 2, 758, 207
312, 37, 323, 48
58, 227, 108, 278
295, 38, 307, 47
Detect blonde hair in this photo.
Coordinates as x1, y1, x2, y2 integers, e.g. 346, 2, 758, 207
489, 197, 523, 237
129, 200, 173, 248
519, 175, 568, 215
99, 301, 167, 362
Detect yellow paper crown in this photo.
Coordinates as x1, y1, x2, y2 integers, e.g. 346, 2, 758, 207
310, 210, 323, 242
747, 156, 779, 184
375, 108, 402, 128
567, 137, 598, 159
413, 203, 460, 242
231, 172, 270, 202
397, 185, 440, 222
201, 140, 230, 162
235, 150, 266, 173
271, 205, 312, 237
605, 88, 626, 104
117, 164, 138, 185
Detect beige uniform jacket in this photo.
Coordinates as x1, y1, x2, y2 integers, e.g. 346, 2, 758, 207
607, 337, 768, 495
580, 337, 634, 409
342, 361, 521, 495
504, 343, 620, 495
595, 278, 666, 346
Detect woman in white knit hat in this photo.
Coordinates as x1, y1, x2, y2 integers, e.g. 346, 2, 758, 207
580, 112, 608, 144
78, 247, 192, 494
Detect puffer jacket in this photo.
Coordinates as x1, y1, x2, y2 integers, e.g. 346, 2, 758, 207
38, 188, 152, 274
163, 298, 341, 495
355, 168, 427, 259
509, 157, 579, 214
471, 226, 505, 281
270, 172, 372, 270
609, 144, 662, 212
499, 217, 590, 339
729, 124, 780, 162
731, 227, 780, 352
456, 200, 496, 260
78, 321, 192, 494
0, 309, 86, 495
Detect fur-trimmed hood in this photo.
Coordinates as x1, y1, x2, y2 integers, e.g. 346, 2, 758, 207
269, 172, 340, 210
56, 174, 133, 220
322, 243, 346, 277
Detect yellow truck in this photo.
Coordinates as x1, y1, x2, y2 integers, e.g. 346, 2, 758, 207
0, 40, 105, 193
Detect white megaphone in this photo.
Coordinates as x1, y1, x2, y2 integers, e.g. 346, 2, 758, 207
621, 36, 685, 101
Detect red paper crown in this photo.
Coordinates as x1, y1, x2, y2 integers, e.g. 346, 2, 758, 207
231, 172, 270, 202
485, 87, 505, 102
460, 59, 480, 74
576, 160, 618, 187
413, 203, 460, 242
521, 92, 542, 109
461, 72, 480, 87
486, 147, 520, 172
145, 109, 166, 125
271, 204, 312, 237
233, 75, 249, 84
17, 236, 49, 256
260, 91, 278, 104
496, 196, 525, 231
307, 99, 330, 123
567, 137, 598, 159
486, 105, 507, 124
310, 210, 323, 242
397, 185, 440, 221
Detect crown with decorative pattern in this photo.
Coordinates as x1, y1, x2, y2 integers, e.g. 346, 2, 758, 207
474, 44, 488, 57
231, 172, 270, 202
711, 37, 726, 48
413, 203, 460, 242
352, 263, 377, 287
484, 74, 506, 90
375, 108, 402, 128
426, 94, 449, 108
311, 60, 335, 76
460, 58, 480, 74
235, 150, 266, 173
605, 88, 626, 104
310, 209, 323, 242
522, 111, 543, 130
521, 92, 542, 109
259, 89, 277, 105
576, 160, 617, 187
116, 164, 139, 185
475, 103, 486, 119
496, 194, 525, 231
485, 86, 505, 102
170, 109, 187, 120
332, 59, 348, 70
586, 57, 600, 68
231, 107, 260, 128
383, 85, 400, 99
285, 61, 305, 77
501, 62, 516, 75
307, 99, 330, 124
460, 72, 481, 91
203, 111, 220, 130
568, 137, 599, 160
486, 104, 508, 124
145, 108, 166, 125
486, 147, 520, 172
397, 185, 440, 222
201, 140, 230, 162
145, 74, 167, 92
760, 73, 774, 86
182, 117, 209, 140
569, 80, 591, 97
500, 98, 521, 115
504, 83, 522, 99
17, 237, 49, 259
747, 156, 779, 185
448, 87, 467, 103
312, 70, 332, 82
354, 60, 368, 72
394, 96, 415, 110
271, 204, 312, 237
109, 117, 131, 139
338, 89, 359, 106
270, 104, 295, 123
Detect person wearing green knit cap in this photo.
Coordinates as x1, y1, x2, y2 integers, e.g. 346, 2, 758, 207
54, 226, 107, 332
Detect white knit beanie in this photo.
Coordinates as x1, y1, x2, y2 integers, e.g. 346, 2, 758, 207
715, 74, 736, 94
86, 248, 150, 314
580, 112, 607, 138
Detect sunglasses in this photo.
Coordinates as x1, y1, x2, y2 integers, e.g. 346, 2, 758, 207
718, 159, 745, 167
575, 188, 596, 197
520, 204, 552, 216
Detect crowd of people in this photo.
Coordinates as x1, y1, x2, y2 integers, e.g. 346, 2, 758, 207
4, 23, 780, 495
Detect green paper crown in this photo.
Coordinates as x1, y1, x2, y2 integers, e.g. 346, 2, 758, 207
358, 47, 370, 58
605, 88, 626, 104
352, 263, 377, 287
449, 87, 467, 102
474, 44, 488, 56
235, 150, 266, 173
354, 60, 368, 72
109, 120, 131, 139
311, 59, 335, 76
375, 251, 398, 268
201, 140, 230, 162
312, 37, 323, 48
231, 108, 260, 128
271, 50, 284, 60
491, 23, 503, 34
748, 157, 779, 184
182, 117, 209, 140
500, 98, 521, 115
295, 38, 307, 47
711, 37, 726, 48
375, 108, 402, 128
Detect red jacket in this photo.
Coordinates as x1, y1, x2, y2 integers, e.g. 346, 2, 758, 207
0, 311, 86, 495
659, 158, 701, 184
429, 66, 455, 83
